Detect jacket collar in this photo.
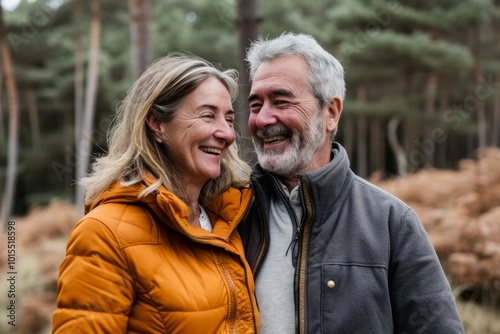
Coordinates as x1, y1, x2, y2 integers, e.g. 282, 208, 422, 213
87, 177, 252, 241
252, 142, 354, 213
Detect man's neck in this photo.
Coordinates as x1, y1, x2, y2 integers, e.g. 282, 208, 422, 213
278, 175, 299, 192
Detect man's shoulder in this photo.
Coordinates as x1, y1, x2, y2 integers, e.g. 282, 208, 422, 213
353, 175, 402, 198
351, 175, 412, 211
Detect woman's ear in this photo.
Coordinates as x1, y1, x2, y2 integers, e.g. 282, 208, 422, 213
326, 96, 343, 132
146, 115, 164, 143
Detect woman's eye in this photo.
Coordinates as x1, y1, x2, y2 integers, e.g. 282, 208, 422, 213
201, 113, 214, 119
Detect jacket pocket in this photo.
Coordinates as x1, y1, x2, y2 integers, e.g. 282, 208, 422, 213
320, 263, 392, 334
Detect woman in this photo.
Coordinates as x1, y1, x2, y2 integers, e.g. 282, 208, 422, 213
52, 53, 260, 333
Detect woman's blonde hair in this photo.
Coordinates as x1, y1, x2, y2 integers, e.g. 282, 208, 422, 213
81, 53, 251, 206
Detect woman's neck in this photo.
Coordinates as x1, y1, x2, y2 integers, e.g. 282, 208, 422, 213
184, 184, 203, 227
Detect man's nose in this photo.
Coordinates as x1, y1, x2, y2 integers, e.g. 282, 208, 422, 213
254, 103, 278, 128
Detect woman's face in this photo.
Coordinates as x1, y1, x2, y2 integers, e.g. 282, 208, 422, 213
159, 76, 235, 188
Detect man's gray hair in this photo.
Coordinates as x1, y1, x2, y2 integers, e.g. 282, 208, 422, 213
246, 32, 346, 109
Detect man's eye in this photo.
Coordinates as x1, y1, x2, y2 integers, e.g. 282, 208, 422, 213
249, 104, 262, 112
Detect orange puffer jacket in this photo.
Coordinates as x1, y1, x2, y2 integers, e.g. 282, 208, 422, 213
53, 180, 260, 333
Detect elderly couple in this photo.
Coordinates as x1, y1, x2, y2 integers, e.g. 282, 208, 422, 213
52, 33, 464, 333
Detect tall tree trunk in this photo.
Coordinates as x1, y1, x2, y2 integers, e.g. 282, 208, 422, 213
27, 87, 41, 149
492, 77, 500, 147
424, 30, 439, 168
0, 62, 3, 202
402, 68, 414, 172
76, 0, 101, 217
438, 82, 450, 168
356, 85, 367, 178
475, 77, 487, 150
63, 99, 73, 198
474, 27, 487, 150
72, 0, 85, 199
129, 0, 151, 80
0, 61, 5, 154
369, 119, 383, 175
424, 72, 438, 167
387, 116, 407, 177
343, 114, 354, 160
74, 0, 84, 146
236, 0, 261, 164
0, 6, 20, 228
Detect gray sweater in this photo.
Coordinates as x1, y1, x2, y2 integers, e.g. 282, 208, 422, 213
239, 142, 464, 334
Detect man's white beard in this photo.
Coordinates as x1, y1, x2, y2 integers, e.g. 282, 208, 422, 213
254, 110, 327, 177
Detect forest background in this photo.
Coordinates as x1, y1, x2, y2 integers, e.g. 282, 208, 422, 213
0, 0, 500, 333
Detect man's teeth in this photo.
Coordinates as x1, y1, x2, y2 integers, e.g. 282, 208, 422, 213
200, 147, 221, 154
264, 135, 288, 144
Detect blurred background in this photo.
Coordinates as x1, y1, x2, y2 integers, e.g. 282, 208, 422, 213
0, 0, 499, 332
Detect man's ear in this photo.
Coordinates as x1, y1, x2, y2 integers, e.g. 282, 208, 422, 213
326, 96, 343, 132
146, 115, 164, 143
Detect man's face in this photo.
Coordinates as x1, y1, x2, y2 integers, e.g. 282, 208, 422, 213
248, 55, 336, 177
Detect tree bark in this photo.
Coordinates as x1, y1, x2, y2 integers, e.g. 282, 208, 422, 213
343, 114, 354, 160
356, 85, 368, 178
369, 119, 384, 175
474, 27, 487, 150
236, 0, 261, 164
0, 6, 20, 228
0, 60, 5, 154
76, 0, 101, 217
424, 72, 438, 167
129, 0, 151, 80
387, 116, 407, 178
423, 30, 439, 167
401, 68, 413, 172
493, 77, 500, 147
27, 87, 41, 149
74, 0, 84, 146
438, 82, 450, 168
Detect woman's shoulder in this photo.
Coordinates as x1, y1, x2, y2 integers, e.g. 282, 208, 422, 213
77, 203, 160, 248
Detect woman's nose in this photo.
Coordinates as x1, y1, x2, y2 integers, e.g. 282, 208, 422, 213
213, 118, 235, 143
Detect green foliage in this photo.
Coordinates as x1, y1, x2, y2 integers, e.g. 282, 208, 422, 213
151, 0, 238, 67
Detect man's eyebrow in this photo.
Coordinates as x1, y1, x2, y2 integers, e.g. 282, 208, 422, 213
248, 89, 295, 103
271, 89, 295, 98
248, 94, 259, 103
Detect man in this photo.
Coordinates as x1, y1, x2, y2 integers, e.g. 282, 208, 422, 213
238, 32, 464, 334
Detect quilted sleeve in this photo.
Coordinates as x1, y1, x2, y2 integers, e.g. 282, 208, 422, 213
52, 217, 135, 334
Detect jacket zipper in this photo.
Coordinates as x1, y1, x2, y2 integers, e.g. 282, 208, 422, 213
295, 176, 313, 334
251, 181, 271, 275
216, 252, 238, 334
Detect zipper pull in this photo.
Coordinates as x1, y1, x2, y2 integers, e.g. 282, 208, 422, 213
285, 228, 300, 257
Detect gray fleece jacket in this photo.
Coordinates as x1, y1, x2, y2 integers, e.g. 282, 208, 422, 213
239, 142, 464, 334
